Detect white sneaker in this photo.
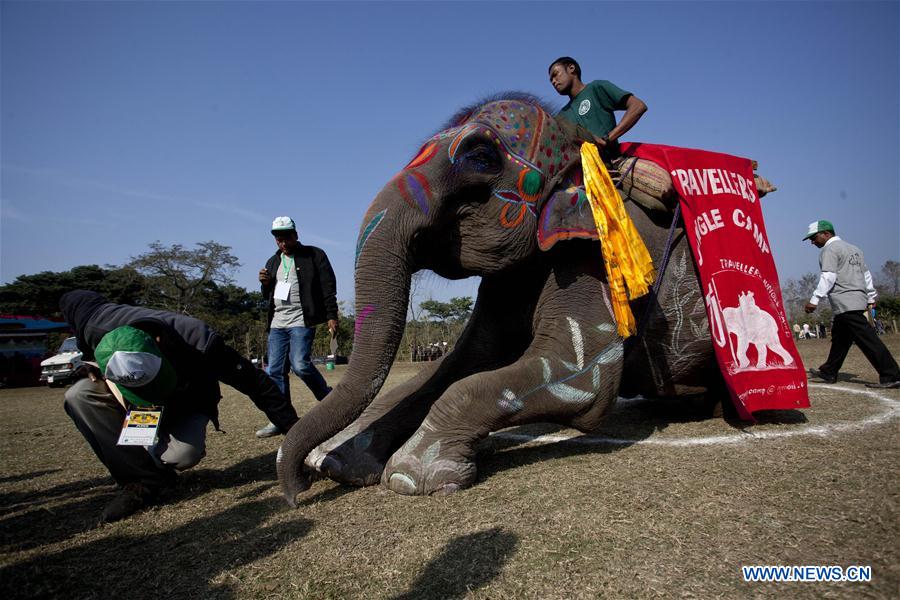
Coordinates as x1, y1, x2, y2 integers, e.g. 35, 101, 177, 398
255, 422, 280, 438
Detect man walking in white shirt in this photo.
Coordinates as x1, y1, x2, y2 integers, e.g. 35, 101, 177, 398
803, 219, 899, 388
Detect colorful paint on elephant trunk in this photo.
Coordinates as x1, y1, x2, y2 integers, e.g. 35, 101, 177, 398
355, 209, 387, 268
354, 304, 377, 338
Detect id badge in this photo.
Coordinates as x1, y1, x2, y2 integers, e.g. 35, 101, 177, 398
117, 408, 163, 446
274, 280, 291, 301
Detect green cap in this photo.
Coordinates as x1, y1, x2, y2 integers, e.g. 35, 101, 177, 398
95, 326, 177, 407
802, 219, 834, 241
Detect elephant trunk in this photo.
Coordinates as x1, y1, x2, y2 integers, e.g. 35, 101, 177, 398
278, 199, 413, 506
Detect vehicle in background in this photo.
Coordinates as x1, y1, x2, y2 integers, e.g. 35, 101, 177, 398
40, 337, 83, 387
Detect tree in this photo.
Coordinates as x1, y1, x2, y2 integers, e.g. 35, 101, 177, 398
448, 296, 474, 321
780, 272, 831, 325
129, 241, 240, 314
0, 264, 145, 317
415, 296, 473, 355
192, 284, 268, 359
311, 301, 356, 358
419, 299, 455, 323
877, 295, 900, 320
877, 260, 900, 295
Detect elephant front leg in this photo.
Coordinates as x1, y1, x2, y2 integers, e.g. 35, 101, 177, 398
307, 277, 536, 487
305, 361, 444, 486
383, 318, 624, 495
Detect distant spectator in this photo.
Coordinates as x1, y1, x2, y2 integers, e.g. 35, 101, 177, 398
255, 216, 338, 439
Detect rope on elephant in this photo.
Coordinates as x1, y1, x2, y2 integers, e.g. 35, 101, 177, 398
581, 142, 656, 338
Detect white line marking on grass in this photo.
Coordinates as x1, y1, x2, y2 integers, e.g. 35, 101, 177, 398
492, 385, 900, 448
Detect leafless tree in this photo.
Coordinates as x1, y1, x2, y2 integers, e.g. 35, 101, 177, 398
129, 241, 240, 314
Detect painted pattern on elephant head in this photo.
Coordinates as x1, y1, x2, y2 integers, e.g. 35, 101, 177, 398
356, 94, 600, 281
390, 98, 579, 228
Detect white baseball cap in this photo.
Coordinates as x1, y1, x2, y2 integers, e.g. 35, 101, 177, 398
271, 216, 296, 233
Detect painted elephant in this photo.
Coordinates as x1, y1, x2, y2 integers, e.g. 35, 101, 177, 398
277, 93, 723, 504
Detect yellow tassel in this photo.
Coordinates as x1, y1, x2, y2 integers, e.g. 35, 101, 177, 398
581, 143, 656, 338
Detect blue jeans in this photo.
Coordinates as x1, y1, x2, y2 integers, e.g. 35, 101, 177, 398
267, 326, 331, 400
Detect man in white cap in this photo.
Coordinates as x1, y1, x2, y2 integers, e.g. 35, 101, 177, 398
256, 216, 339, 437
60, 290, 298, 522
803, 220, 899, 388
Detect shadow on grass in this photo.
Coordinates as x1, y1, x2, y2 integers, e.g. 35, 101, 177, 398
0, 469, 62, 485
295, 481, 357, 507
479, 394, 808, 483
0, 474, 111, 516
0, 452, 287, 552
0, 481, 114, 553
0, 496, 311, 599
391, 527, 518, 600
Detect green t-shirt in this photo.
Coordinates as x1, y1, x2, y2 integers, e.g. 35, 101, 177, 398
556, 80, 631, 138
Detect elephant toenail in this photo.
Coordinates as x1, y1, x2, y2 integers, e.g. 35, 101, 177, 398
388, 473, 417, 495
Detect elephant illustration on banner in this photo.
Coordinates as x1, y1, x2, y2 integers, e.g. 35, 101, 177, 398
277, 93, 759, 503
721, 291, 794, 370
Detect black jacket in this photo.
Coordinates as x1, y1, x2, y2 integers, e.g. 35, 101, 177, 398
59, 290, 298, 432
262, 244, 338, 329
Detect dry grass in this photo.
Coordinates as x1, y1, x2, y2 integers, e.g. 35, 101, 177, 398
1, 336, 898, 599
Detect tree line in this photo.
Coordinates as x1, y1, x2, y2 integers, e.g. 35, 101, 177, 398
7, 241, 891, 363
0, 242, 473, 363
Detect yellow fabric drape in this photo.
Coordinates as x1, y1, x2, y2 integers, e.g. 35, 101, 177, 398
581, 142, 656, 337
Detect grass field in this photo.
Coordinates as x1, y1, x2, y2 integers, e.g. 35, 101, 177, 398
1, 335, 898, 599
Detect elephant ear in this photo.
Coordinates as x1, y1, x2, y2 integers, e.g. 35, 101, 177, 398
536, 185, 599, 251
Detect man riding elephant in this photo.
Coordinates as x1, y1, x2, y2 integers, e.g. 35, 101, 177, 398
548, 56, 648, 159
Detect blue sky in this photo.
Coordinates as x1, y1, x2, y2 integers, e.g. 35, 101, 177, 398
2, 1, 898, 311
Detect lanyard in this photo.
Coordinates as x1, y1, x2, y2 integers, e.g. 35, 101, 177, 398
280, 254, 295, 282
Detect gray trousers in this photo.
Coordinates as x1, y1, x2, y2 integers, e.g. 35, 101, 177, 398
64, 378, 209, 488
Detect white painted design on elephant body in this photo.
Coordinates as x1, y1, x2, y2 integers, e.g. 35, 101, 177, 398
306, 422, 365, 470
421, 441, 441, 465
398, 430, 426, 455
721, 290, 794, 371
560, 317, 585, 372
495, 322, 623, 415
498, 388, 524, 414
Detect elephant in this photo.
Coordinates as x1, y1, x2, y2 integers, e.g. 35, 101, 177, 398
277, 92, 729, 504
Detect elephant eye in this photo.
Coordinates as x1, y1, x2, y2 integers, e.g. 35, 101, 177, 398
461, 144, 501, 174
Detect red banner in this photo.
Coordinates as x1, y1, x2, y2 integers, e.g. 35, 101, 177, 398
621, 142, 809, 419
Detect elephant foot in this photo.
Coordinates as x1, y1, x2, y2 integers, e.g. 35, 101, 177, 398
382, 430, 477, 496
305, 424, 387, 487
